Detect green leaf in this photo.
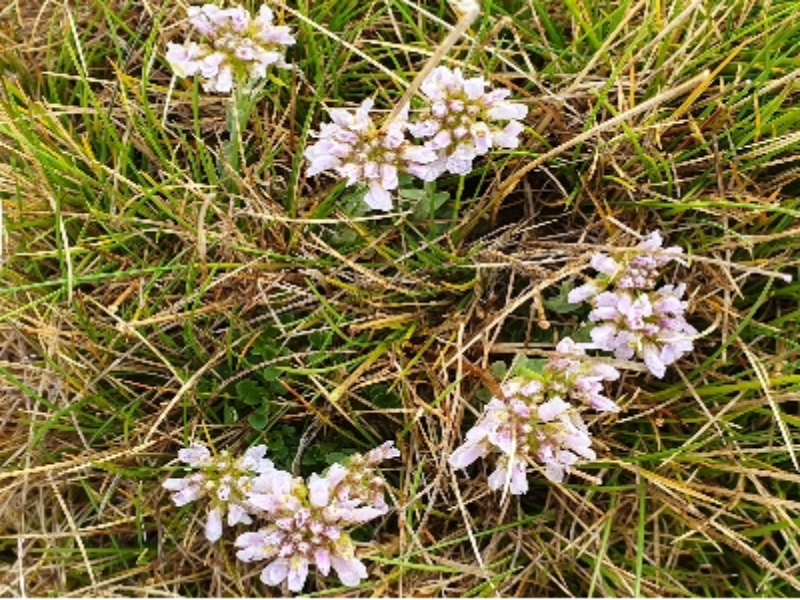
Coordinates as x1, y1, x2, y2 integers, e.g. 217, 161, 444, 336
510, 356, 547, 378
544, 283, 583, 314
490, 360, 508, 379
368, 384, 402, 409
476, 388, 493, 402
260, 366, 282, 381
398, 188, 427, 201
236, 379, 265, 406
411, 189, 451, 220
248, 408, 269, 430
325, 451, 352, 465
310, 330, 333, 350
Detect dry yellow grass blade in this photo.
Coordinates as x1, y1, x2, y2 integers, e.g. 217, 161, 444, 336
484, 70, 710, 219
669, 42, 746, 122
739, 342, 799, 473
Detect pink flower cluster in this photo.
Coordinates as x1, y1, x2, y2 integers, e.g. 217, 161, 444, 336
407, 66, 527, 180
588, 285, 697, 378
166, 4, 294, 93
451, 232, 702, 491
449, 338, 619, 490
568, 232, 697, 378
164, 441, 399, 591
542, 337, 621, 413
304, 101, 437, 211
305, 66, 527, 212
569, 232, 684, 301
163, 443, 273, 541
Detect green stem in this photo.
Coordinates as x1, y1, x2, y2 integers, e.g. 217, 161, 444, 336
221, 82, 261, 190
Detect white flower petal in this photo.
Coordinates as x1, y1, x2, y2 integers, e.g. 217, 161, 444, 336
204, 507, 224, 542
364, 183, 393, 212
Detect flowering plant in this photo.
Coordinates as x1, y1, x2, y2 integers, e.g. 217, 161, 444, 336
304, 101, 437, 211
166, 3, 295, 93
451, 232, 703, 491
407, 66, 528, 180
304, 67, 527, 212
568, 231, 697, 378
450, 338, 619, 490
164, 440, 399, 591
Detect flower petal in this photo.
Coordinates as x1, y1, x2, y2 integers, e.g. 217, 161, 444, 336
205, 507, 224, 542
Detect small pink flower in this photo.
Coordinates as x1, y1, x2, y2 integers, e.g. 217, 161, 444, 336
543, 338, 620, 412
234, 443, 396, 589
163, 443, 274, 542
409, 66, 527, 177
568, 281, 601, 304
287, 556, 310, 592
331, 555, 369, 587
315, 547, 332, 576
487, 458, 528, 495
261, 558, 289, 586
449, 438, 492, 468
305, 101, 436, 211
642, 343, 666, 378
364, 441, 401, 463
227, 502, 252, 526
591, 253, 620, 276
538, 397, 571, 422
178, 443, 212, 467
539, 445, 580, 483
163, 475, 203, 506
166, 3, 294, 93
587, 287, 696, 378
451, 375, 599, 490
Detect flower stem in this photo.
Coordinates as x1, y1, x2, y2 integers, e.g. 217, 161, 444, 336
221, 83, 257, 190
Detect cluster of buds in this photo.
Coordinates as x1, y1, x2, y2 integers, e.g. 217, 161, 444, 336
568, 232, 696, 378
569, 232, 684, 301
541, 338, 621, 413
449, 338, 620, 490
305, 66, 527, 212
164, 441, 399, 591
166, 4, 295, 93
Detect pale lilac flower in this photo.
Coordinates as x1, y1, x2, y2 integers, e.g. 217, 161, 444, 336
449, 377, 598, 489
364, 440, 402, 463
407, 66, 527, 179
449, 432, 492, 469
543, 337, 621, 412
569, 231, 684, 303
166, 4, 294, 93
206, 506, 224, 542
567, 281, 602, 304
236, 442, 398, 591
163, 443, 274, 541
538, 443, 580, 483
305, 100, 437, 211
537, 397, 571, 422
246, 468, 303, 514
588, 285, 697, 378
237, 523, 368, 592
449, 395, 531, 474
487, 456, 528, 494
178, 442, 213, 466
535, 396, 596, 483
162, 472, 205, 507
